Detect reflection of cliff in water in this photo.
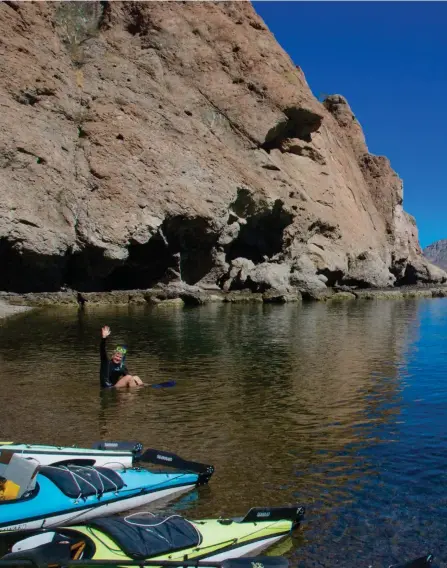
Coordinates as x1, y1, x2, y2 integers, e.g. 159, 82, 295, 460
0, 301, 421, 517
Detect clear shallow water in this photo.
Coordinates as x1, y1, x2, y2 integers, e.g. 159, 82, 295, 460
0, 300, 446, 567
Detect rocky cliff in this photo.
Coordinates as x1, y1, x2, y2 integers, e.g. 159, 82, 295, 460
423, 240, 447, 270
0, 1, 444, 294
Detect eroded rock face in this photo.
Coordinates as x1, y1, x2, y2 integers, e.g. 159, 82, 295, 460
0, 1, 444, 293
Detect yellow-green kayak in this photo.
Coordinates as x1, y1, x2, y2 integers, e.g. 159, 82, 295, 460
3, 506, 304, 566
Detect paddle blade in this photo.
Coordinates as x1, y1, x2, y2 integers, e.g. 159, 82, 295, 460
241, 505, 305, 525
150, 380, 177, 388
137, 448, 214, 483
222, 557, 289, 568
390, 554, 434, 568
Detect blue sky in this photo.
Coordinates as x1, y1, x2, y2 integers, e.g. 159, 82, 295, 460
252, 1, 447, 248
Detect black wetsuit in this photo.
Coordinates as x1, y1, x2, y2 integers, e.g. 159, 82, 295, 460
100, 338, 129, 388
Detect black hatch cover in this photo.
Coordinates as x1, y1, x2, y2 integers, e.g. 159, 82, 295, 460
89, 515, 200, 558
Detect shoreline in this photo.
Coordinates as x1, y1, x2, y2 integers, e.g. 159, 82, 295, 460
0, 299, 33, 320
1, 282, 447, 309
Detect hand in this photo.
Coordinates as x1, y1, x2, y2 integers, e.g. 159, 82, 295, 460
101, 326, 111, 338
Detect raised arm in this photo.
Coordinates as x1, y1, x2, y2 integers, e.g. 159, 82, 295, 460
100, 326, 111, 363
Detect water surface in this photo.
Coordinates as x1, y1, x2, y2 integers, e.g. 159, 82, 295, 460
0, 299, 446, 566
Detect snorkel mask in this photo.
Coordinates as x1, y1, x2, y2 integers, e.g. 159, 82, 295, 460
113, 345, 127, 368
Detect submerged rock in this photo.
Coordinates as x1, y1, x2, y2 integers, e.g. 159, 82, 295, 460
262, 289, 301, 303
156, 297, 185, 307
328, 291, 356, 302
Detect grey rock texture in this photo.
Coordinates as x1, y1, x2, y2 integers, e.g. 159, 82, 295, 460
423, 240, 447, 271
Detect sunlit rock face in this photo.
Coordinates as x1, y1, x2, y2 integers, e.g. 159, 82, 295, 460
0, 1, 444, 293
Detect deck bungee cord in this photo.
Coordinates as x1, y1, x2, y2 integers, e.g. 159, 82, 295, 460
42, 465, 121, 501
123, 511, 204, 548
101, 461, 129, 470
83, 466, 120, 495
43, 463, 192, 498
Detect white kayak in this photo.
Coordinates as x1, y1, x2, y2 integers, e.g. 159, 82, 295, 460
0, 442, 211, 475
0, 441, 142, 469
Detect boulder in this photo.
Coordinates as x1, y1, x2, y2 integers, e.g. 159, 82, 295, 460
343, 251, 395, 288
246, 261, 291, 292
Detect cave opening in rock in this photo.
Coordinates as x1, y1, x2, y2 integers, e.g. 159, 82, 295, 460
64, 244, 119, 292
103, 232, 173, 290
394, 264, 418, 286
0, 238, 64, 293
317, 268, 344, 287
162, 215, 218, 285
226, 199, 294, 264
99, 215, 219, 290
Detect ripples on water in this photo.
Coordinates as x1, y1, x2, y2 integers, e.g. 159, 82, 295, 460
1, 300, 446, 566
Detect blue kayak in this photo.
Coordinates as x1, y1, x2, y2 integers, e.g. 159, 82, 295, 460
0, 458, 214, 533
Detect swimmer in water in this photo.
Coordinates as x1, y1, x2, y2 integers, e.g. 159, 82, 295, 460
99, 326, 143, 388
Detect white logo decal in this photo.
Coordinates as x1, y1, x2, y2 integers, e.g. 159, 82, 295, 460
157, 454, 173, 462
0, 524, 27, 532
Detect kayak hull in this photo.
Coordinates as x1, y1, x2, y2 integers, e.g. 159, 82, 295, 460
199, 534, 287, 561
0, 484, 195, 533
